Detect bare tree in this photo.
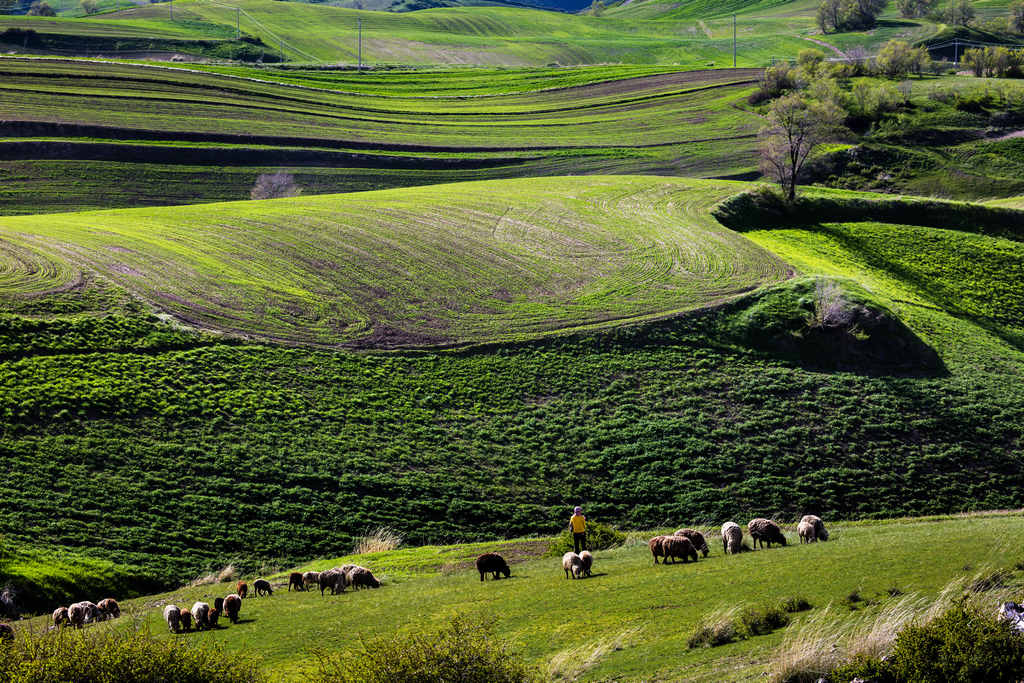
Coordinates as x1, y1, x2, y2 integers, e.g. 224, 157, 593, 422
759, 94, 844, 202
251, 172, 301, 200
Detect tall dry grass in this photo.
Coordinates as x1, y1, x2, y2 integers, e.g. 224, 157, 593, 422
767, 569, 1022, 682
546, 627, 641, 682
353, 526, 403, 555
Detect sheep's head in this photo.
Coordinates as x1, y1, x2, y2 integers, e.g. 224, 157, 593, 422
209, 609, 220, 627
701, 547, 709, 558
501, 565, 511, 579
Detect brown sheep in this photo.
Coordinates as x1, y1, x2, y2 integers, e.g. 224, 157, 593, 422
661, 535, 699, 564
190, 602, 210, 631
475, 553, 511, 581
163, 605, 181, 633
302, 571, 321, 590
208, 608, 220, 628
68, 601, 98, 628
562, 551, 584, 579
799, 515, 829, 542
52, 606, 69, 628
319, 570, 347, 596
236, 581, 248, 599
648, 535, 667, 564
579, 550, 593, 577
288, 572, 304, 592
0, 622, 13, 642
347, 566, 380, 589
97, 598, 120, 620
252, 579, 272, 597
748, 518, 787, 549
674, 529, 710, 557
178, 609, 192, 632
223, 594, 242, 624
213, 597, 224, 614
721, 522, 743, 554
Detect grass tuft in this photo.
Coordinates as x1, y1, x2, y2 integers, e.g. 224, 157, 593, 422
353, 527, 404, 555
546, 627, 640, 682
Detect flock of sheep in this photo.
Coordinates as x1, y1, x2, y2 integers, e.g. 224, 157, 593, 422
3, 517, 828, 642
162, 564, 381, 634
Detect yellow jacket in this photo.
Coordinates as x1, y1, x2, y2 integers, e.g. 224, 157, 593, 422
570, 514, 586, 533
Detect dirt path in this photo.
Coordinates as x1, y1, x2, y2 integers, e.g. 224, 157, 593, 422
802, 36, 847, 58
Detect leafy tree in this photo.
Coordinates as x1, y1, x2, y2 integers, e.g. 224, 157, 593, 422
1011, 0, 1024, 32
80, 0, 98, 13
759, 93, 845, 201
897, 0, 935, 17
817, 0, 887, 32
797, 47, 826, 77
877, 39, 932, 77
941, 0, 975, 26
27, 0, 55, 14
589, 0, 604, 15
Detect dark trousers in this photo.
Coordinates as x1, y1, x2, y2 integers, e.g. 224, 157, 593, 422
573, 532, 587, 553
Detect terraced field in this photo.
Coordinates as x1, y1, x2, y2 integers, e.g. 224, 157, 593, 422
0, 59, 767, 214
0, 176, 791, 346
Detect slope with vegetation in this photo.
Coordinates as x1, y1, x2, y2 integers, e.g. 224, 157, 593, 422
0, 177, 1022, 588
0, 59, 766, 214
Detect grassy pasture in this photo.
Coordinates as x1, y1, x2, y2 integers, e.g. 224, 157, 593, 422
17, 514, 1024, 681
0, 182, 1022, 585
0, 59, 766, 213
0, 176, 790, 346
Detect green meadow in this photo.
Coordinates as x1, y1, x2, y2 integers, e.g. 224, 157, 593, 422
19, 513, 1024, 681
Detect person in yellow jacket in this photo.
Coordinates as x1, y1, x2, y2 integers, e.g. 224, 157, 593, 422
569, 506, 587, 553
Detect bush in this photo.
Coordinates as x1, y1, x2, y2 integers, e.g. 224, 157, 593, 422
250, 172, 301, 200
547, 521, 626, 556
779, 596, 813, 613
310, 615, 536, 683
740, 605, 790, 636
0, 627, 263, 683
26, 0, 55, 15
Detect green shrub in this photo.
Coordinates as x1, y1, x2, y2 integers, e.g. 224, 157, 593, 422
687, 610, 741, 648
0, 627, 263, 683
310, 615, 536, 683
831, 605, 1024, 682
739, 605, 790, 636
547, 521, 626, 556
778, 596, 813, 613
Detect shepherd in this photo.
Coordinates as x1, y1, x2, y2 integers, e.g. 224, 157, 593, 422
569, 505, 587, 554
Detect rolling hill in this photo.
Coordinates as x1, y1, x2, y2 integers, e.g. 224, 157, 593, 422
0, 59, 767, 214
0, 178, 1022, 585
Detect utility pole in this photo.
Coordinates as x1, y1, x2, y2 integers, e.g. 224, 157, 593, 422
169, 0, 173, 21
236, 7, 240, 40
357, 17, 362, 71
732, 14, 736, 68
954, 37, 959, 63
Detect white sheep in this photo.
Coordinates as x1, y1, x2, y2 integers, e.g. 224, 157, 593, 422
579, 550, 593, 577
799, 515, 829, 542
721, 522, 743, 554
191, 602, 211, 631
562, 551, 583, 579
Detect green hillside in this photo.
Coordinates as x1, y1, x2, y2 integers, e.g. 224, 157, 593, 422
0, 178, 1022, 586
0, 59, 766, 214
0, 177, 790, 346
12, 513, 1024, 682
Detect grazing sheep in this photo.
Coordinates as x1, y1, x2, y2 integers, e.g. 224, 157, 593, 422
347, 566, 380, 590
562, 551, 584, 579
97, 598, 120, 620
0, 586, 18, 620
0, 623, 12, 642
223, 594, 242, 624
579, 550, 593, 577
68, 601, 99, 628
319, 570, 347, 596
721, 522, 743, 555
799, 515, 829, 542
288, 572, 304, 592
208, 608, 220, 629
748, 518, 787, 549
52, 606, 69, 628
648, 535, 667, 564
178, 609, 192, 632
475, 553, 511, 581
236, 581, 248, 599
252, 579, 272, 597
302, 571, 321, 590
674, 529, 710, 557
661, 535, 699, 564
213, 597, 224, 614
191, 602, 211, 631
163, 605, 181, 633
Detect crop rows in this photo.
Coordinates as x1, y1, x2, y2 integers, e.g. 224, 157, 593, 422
0, 176, 791, 346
